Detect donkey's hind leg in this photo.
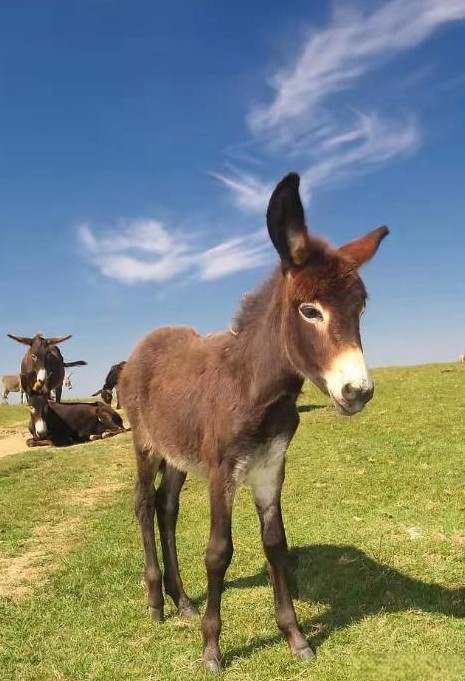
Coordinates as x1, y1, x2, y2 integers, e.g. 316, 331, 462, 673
135, 447, 164, 622
156, 463, 198, 617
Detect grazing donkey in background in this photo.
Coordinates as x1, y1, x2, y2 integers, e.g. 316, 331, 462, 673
92, 361, 127, 408
7, 333, 87, 403
1, 374, 25, 403
120, 173, 389, 672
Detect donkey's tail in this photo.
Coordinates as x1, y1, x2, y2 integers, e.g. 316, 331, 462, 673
64, 360, 87, 367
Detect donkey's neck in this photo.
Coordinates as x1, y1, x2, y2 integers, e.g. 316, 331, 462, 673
232, 269, 303, 406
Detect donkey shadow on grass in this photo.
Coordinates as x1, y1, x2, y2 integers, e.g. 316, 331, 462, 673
297, 404, 327, 413
220, 543, 465, 665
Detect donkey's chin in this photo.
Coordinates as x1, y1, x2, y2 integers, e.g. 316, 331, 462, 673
330, 394, 365, 416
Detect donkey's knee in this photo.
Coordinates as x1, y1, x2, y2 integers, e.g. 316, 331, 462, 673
135, 487, 156, 521
156, 488, 179, 521
205, 536, 233, 574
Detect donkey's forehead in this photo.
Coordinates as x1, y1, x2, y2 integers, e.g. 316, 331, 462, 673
31, 336, 48, 352
287, 249, 367, 305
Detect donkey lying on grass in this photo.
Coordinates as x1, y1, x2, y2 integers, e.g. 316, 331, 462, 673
26, 396, 128, 447
120, 172, 388, 671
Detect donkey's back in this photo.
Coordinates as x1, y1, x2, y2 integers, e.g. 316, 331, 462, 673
120, 325, 237, 472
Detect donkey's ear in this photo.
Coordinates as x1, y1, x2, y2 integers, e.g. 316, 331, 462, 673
7, 334, 33, 346
46, 335, 72, 345
266, 172, 311, 266
339, 226, 389, 267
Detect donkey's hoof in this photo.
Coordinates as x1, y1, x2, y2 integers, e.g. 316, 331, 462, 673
202, 656, 222, 673
148, 606, 164, 622
178, 602, 199, 619
294, 645, 315, 661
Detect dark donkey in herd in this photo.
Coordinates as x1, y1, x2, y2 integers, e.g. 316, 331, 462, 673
26, 394, 127, 446
92, 361, 127, 409
7, 333, 87, 403
120, 173, 389, 672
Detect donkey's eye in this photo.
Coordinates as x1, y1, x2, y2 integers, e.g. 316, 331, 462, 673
298, 304, 324, 323
31, 353, 37, 361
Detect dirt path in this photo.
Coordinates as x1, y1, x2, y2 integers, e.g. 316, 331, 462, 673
0, 428, 30, 458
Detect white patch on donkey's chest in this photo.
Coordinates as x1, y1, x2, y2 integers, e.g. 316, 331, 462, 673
237, 434, 290, 506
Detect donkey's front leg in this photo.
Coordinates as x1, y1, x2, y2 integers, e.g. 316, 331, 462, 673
251, 463, 314, 661
201, 467, 236, 673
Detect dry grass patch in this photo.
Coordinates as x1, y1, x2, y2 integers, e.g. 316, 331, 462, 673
0, 440, 132, 599
0, 479, 127, 598
70, 481, 125, 507
0, 517, 81, 598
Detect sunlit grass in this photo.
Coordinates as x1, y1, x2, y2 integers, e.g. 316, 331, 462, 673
0, 403, 28, 429
1, 363, 464, 680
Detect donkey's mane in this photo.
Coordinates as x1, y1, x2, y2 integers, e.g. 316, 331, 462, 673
233, 268, 281, 334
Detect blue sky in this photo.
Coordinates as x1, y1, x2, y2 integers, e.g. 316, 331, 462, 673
1, 0, 465, 399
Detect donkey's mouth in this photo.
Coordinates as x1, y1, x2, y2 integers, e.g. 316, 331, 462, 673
330, 395, 365, 416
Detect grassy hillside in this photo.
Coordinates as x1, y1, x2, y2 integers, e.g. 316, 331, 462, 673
1, 363, 464, 680
0, 403, 28, 429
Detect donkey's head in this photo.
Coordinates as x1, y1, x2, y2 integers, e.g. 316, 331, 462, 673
91, 387, 113, 405
267, 173, 388, 415
27, 392, 50, 439
8, 333, 71, 391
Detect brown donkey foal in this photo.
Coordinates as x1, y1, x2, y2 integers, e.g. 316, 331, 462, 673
120, 173, 388, 672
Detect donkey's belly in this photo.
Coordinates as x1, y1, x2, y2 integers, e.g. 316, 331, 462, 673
161, 447, 209, 477
142, 407, 211, 476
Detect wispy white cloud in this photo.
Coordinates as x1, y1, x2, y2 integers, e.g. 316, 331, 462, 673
198, 229, 269, 280
80, 0, 465, 286
210, 172, 272, 213
250, 0, 465, 133
216, 0, 465, 211
301, 112, 419, 189
78, 220, 271, 284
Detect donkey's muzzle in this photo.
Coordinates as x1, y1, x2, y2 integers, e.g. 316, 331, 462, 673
336, 381, 374, 415
34, 418, 48, 439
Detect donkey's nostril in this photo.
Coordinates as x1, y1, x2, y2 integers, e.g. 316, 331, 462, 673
364, 384, 375, 402
342, 383, 374, 404
341, 383, 357, 401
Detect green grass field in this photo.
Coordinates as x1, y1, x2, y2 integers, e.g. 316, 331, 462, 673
0, 403, 28, 429
1, 363, 464, 680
